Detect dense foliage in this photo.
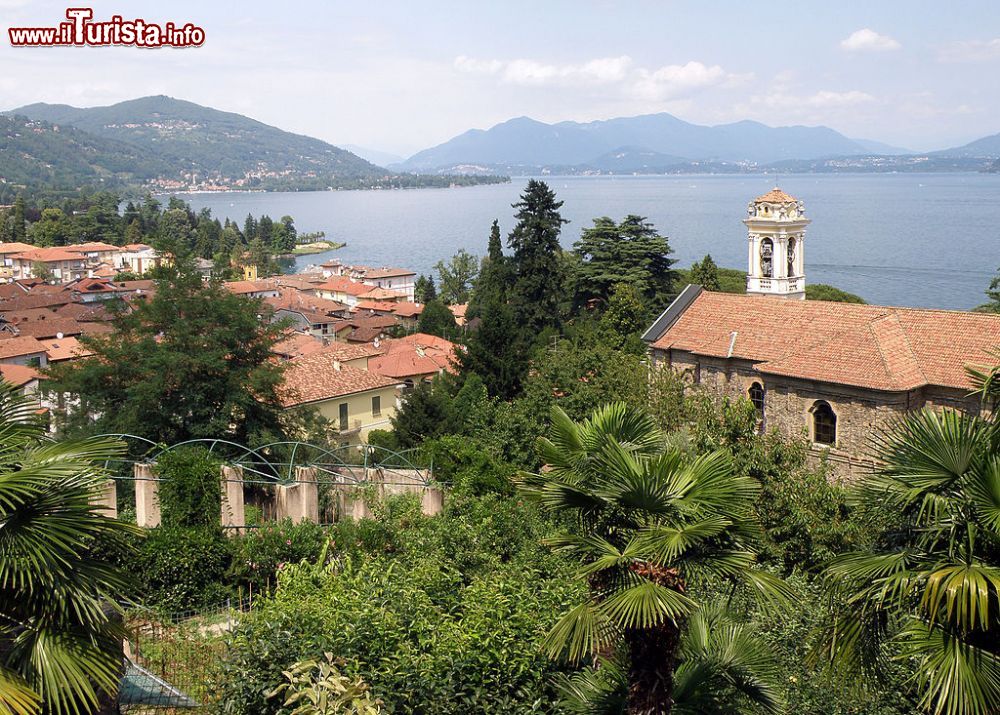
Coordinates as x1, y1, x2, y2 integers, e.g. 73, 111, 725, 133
0, 383, 139, 715
47, 259, 291, 447
217, 494, 582, 714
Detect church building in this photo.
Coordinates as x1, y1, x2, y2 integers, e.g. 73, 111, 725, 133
643, 188, 1000, 480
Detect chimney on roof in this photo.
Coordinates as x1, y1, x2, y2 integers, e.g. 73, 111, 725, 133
56, 332, 64, 340
333, 359, 341, 371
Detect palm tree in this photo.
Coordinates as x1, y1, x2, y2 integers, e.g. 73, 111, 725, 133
817, 408, 1000, 715
554, 606, 783, 715
0, 382, 139, 714
519, 403, 790, 715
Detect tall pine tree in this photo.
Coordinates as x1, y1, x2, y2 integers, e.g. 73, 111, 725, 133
460, 219, 528, 400
507, 180, 567, 336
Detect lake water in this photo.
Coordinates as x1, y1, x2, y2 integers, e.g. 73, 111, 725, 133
178, 173, 1000, 310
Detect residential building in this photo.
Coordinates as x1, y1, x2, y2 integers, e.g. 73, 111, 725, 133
279, 348, 402, 445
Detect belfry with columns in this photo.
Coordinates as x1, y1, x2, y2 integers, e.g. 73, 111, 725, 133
744, 187, 809, 299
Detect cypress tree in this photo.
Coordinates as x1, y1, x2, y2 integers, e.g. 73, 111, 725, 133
507, 180, 567, 336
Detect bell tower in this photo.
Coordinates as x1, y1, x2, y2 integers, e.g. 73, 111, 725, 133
744, 188, 809, 300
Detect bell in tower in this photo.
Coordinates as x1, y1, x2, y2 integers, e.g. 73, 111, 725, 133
744, 187, 809, 300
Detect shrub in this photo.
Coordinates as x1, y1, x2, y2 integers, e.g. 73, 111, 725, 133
229, 519, 328, 593
420, 435, 514, 495
157, 446, 223, 529
135, 526, 233, 612
215, 495, 580, 714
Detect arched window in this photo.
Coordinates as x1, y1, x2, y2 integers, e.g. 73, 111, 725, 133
760, 238, 773, 278
811, 401, 837, 445
787, 237, 796, 277
748, 382, 765, 417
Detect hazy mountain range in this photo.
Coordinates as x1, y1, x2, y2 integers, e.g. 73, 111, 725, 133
3, 96, 998, 198
0, 96, 503, 195
394, 114, 1000, 174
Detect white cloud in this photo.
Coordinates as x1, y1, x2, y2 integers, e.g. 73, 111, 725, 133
456, 55, 633, 86
745, 89, 875, 114
454, 55, 746, 101
938, 38, 1000, 62
840, 28, 901, 52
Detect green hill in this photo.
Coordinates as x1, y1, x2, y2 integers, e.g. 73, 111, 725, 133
0, 114, 170, 196
3, 96, 507, 195
9, 95, 381, 187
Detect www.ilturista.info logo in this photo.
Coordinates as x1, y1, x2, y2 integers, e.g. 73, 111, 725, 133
8, 8, 205, 48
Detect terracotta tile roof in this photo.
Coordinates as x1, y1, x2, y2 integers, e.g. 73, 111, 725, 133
392, 302, 424, 318
317, 277, 370, 296
64, 242, 121, 253
355, 300, 400, 313
55, 303, 113, 322
754, 187, 798, 203
368, 336, 458, 380
14, 317, 85, 339
266, 290, 348, 315
363, 267, 416, 279
0, 363, 43, 386
0, 242, 36, 255
358, 287, 406, 301
11, 247, 86, 263
0, 293, 72, 311
279, 352, 400, 407
0, 283, 28, 300
0, 307, 60, 323
41, 336, 92, 362
272, 332, 326, 360
449, 303, 468, 319
346, 326, 388, 343
646, 289, 1000, 392
0, 336, 47, 359
224, 280, 278, 295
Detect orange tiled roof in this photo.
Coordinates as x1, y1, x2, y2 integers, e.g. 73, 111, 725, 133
41, 336, 93, 362
272, 332, 326, 360
363, 267, 416, 279
14, 317, 85, 339
11, 247, 86, 263
754, 187, 798, 203
0, 363, 43, 386
646, 289, 1000, 392
0, 336, 47, 359
392, 301, 424, 318
317, 276, 371, 296
355, 300, 400, 313
279, 352, 400, 407
358, 287, 406, 301
0, 242, 36, 255
224, 280, 278, 295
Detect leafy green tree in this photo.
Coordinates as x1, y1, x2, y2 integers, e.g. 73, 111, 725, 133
0, 383, 139, 715
459, 297, 527, 400
417, 298, 457, 338
573, 215, 676, 310
688, 254, 721, 291
434, 249, 479, 305
414, 274, 437, 304
805, 284, 866, 304
47, 260, 290, 447
29, 208, 71, 247
460, 220, 528, 399
467, 220, 511, 319
554, 605, 783, 715
520, 403, 790, 714
389, 377, 460, 448
12, 195, 26, 242
157, 446, 224, 529
599, 282, 648, 353
817, 408, 1000, 715
508, 180, 568, 335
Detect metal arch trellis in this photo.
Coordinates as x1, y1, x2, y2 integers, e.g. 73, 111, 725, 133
92, 434, 433, 486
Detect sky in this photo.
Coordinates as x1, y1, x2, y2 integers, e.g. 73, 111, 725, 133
1, 0, 999, 156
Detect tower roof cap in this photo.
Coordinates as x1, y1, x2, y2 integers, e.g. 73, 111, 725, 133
754, 187, 798, 204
